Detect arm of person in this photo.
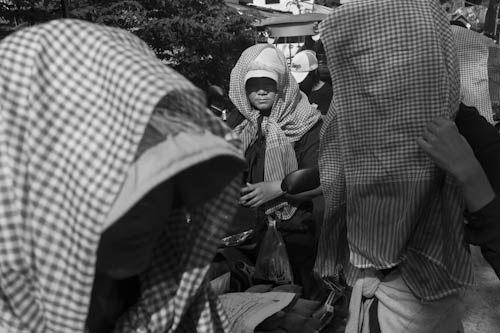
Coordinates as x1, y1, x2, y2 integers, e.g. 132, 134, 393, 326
417, 116, 500, 277
240, 180, 284, 208
240, 177, 322, 207
417, 116, 495, 211
464, 196, 500, 278
446, 152, 495, 212
455, 104, 500, 193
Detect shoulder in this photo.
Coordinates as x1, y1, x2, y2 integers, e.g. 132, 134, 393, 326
296, 118, 322, 146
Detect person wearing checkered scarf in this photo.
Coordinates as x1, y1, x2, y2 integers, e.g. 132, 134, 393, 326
229, 44, 322, 296
316, 0, 473, 331
0, 19, 245, 332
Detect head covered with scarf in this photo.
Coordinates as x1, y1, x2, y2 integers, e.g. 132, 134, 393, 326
0, 19, 244, 332
315, 0, 472, 301
230, 44, 320, 219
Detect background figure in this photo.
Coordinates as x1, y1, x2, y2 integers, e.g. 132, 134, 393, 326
0, 19, 244, 332
315, 1, 472, 332
229, 44, 322, 299
291, 50, 333, 116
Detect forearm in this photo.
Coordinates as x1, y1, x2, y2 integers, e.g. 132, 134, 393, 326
454, 160, 495, 212
463, 193, 500, 278
268, 180, 285, 201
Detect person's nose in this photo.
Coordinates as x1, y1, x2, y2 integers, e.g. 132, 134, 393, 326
256, 88, 268, 95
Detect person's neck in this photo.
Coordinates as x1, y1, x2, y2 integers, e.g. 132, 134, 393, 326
258, 108, 271, 117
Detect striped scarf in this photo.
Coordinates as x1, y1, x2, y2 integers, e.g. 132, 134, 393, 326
0, 19, 241, 332
230, 44, 320, 220
315, 0, 473, 301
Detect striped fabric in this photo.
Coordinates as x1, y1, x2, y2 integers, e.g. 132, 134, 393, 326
230, 44, 321, 220
315, 0, 473, 301
452, 25, 495, 124
0, 19, 241, 332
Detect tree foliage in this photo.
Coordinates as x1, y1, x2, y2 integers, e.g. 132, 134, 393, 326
1, 0, 258, 91
0, 0, 62, 25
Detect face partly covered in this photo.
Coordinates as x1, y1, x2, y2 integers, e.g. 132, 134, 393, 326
94, 155, 244, 280
245, 77, 278, 114
95, 180, 174, 280
88, 152, 244, 331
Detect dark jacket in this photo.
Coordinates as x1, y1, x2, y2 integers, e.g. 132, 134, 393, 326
456, 103, 500, 278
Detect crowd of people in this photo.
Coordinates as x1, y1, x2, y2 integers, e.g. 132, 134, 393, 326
0, 0, 498, 332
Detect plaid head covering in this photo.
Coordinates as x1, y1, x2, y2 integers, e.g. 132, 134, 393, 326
0, 19, 242, 332
315, 0, 473, 301
451, 25, 495, 124
229, 44, 321, 219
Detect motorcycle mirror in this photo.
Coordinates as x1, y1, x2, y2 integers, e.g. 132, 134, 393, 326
281, 168, 320, 194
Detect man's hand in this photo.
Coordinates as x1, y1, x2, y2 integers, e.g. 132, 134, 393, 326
417, 116, 495, 212
240, 181, 283, 208
416, 116, 478, 182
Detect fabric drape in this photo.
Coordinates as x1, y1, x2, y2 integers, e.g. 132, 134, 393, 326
315, 0, 472, 301
0, 19, 241, 332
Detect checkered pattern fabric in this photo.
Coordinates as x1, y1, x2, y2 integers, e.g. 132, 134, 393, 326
0, 19, 240, 332
229, 44, 321, 220
452, 25, 495, 124
315, 0, 473, 301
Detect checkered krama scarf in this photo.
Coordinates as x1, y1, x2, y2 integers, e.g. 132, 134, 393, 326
230, 44, 320, 219
0, 19, 240, 332
451, 25, 494, 124
315, 0, 472, 300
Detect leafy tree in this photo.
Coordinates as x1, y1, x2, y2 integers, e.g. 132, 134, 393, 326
136, 0, 257, 91
0, 0, 63, 25
1, 0, 258, 92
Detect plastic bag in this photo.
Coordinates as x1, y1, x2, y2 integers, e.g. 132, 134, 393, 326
253, 215, 293, 284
